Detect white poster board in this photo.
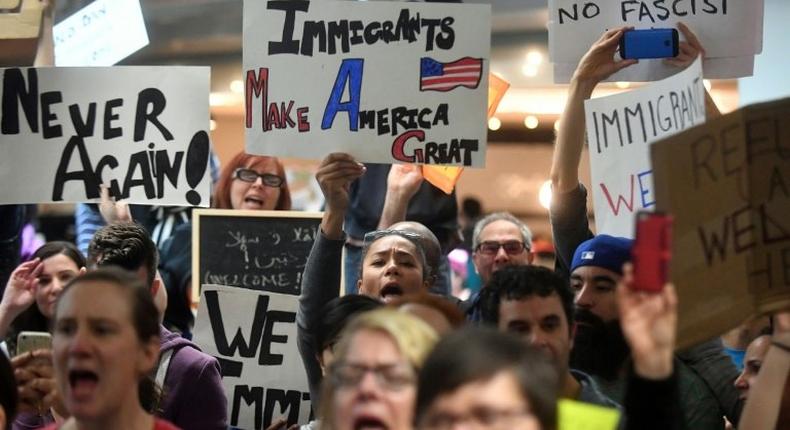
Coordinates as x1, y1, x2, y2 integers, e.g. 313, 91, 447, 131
243, 0, 490, 167
53, 0, 149, 67
193, 285, 311, 430
548, 0, 764, 82
0, 67, 211, 206
584, 57, 705, 237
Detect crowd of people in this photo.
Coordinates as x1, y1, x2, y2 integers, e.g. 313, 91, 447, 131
0, 3, 788, 430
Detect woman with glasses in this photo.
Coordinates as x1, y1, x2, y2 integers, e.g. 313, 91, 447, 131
213, 151, 292, 211
320, 309, 437, 430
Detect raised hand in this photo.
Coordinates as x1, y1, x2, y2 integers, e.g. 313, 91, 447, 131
1, 259, 43, 324
98, 184, 132, 224
315, 153, 365, 239
572, 26, 639, 87
617, 263, 678, 379
664, 22, 705, 68
387, 163, 424, 202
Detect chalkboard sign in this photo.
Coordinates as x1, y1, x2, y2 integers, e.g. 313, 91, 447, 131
192, 209, 322, 299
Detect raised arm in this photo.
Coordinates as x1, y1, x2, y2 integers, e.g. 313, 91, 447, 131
549, 28, 637, 277
377, 164, 424, 229
618, 264, 683, 430
550, 27, 637, 194
33, 0, 55, 67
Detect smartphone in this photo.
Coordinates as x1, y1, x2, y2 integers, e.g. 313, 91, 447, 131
16, 331, 52, 356
620, 28, 679, 60
631, 211, 672, 293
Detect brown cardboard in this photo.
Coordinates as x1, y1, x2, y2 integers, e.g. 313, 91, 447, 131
0, 0, 42, 66
651, 97, 790, 349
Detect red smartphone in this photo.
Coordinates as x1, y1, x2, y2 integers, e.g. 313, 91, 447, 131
631, 211, 672, 293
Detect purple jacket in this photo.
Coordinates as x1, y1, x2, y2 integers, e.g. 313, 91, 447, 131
158, 326, 227, 430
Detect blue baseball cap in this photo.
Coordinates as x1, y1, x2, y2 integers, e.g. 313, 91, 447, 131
570, 234, 633, 275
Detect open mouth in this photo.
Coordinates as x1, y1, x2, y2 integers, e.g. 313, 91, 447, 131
243, 196, 265, 208
379, 284, 403, 303
353, 417, 388, 430
69, 370, 99, 398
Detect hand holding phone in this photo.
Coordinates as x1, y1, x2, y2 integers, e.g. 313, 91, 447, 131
619, 28, 679, 60
16, 331, 52, 356
631, 211, 672, 293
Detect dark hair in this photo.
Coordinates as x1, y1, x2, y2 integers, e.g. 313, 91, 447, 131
212, 152, 291, 210
480, 265, 575, 332
7, 242, 86, 354
58, 267, 161, 412
416, 327, 558, 430
88, 223, 158, 288
0, 351, 17, 428
461, 197, 482, 219
314, 295, 383, 354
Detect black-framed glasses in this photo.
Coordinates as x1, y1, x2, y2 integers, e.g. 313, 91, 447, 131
329, 361, 417, 391
475, 240, 527, 256
363, 229, 423, 246
233, 168, 284, 187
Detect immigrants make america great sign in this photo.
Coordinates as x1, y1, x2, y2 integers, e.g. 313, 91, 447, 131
243, 0, 491, 167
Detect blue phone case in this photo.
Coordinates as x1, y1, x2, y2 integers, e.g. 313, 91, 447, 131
620, 29, 679, 60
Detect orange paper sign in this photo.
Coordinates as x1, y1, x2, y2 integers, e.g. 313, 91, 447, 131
423, 72, 510, 194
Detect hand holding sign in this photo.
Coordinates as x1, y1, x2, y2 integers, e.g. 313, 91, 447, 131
99, 184, 132, 224
316, 153, 366, 239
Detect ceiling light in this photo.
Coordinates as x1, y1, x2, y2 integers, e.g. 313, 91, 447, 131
522, 64, 539, 77
488, 117, 502, 131
526, 51, 543, 66
524, 115, 539, 129
615, 81, 630, 89
209, 119, 217, 131
703, 79, 712, 91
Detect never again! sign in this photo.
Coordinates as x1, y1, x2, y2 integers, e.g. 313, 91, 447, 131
0, 67, 211, 206
243, 0, 491, 167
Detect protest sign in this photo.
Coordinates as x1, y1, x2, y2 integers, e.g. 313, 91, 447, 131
193, 284, 310, 430
0, 67, 210, 206
548, 0, 764, 82
552, 55, 755, 83
651, 97, 790, 348
192, 209, 322, 301
53, 0, 149, 67
243, 0, 490, 167
585, 57, 705, 237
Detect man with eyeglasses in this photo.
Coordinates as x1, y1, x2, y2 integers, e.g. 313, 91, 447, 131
463, 212, 534, 321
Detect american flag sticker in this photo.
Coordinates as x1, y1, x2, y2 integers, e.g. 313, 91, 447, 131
420, 57, 483, 92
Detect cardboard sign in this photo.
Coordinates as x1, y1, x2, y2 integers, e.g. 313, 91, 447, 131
0, 0, 42, 39
53, 0, 149, 66
193, 284, 311, 430
243, 0, 491, 167
0, 67, 211, 206
651, 97, 790, 348
585, 57, 705, 237
548, 0, 764, 82
191, 209, 322, 302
